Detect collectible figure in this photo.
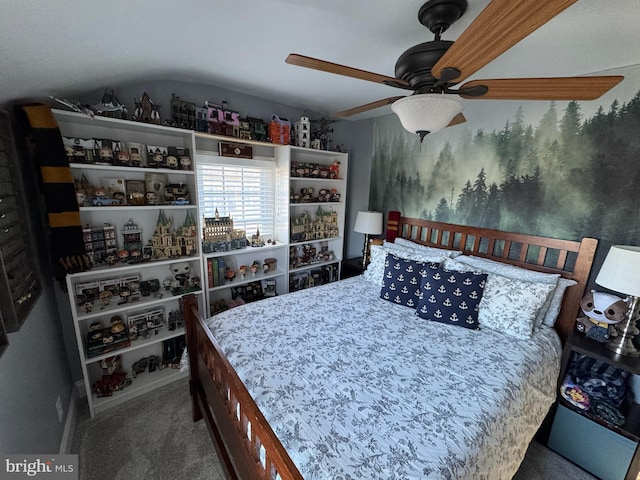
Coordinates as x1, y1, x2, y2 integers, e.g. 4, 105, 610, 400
169, 262, 191, 293
576, 290, 626, 342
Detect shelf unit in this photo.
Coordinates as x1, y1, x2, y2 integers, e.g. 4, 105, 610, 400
195, 133, 290, 317
54, 109, 204, 417
54, 110, 350, 412
203, 243, 288, 313
194, 134, 348, 314
285, 146, 348, 291
548, 332, 640, 479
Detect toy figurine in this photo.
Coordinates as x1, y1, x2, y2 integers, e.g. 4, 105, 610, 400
169, 262, 191, 293
576, 290, 626, 342
225, 267, 236, 282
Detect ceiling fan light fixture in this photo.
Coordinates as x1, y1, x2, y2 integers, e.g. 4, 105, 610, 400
391, 93, 463, 142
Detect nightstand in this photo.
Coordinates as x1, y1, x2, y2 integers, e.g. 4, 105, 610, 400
341, 257, 364, 279
547, 332, 640, 480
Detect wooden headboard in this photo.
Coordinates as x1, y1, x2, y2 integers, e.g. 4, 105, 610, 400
385, 211, 598, 342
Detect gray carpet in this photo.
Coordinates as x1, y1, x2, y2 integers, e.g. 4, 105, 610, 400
72, 378, 594, 479
71, 378, 224, 480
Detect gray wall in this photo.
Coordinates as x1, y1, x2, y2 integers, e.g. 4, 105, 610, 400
0, 285, 73, 453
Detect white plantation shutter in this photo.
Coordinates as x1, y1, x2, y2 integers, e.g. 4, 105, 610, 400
196, 153, 276, 237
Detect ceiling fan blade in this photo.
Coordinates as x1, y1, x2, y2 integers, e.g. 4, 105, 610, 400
448, 112, 466, 127
333, 96, 406, 118
457, 76, 624, 100
432, 0, 577, 84
286, 54, 410, 89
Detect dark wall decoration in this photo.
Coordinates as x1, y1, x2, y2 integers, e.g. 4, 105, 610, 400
369, 67, 640, 280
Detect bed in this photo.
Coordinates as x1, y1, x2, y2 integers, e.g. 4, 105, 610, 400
182, 212, 598, 479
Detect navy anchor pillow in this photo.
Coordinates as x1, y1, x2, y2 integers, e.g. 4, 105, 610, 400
416, 266, 488, 329
380, 254, 439, 309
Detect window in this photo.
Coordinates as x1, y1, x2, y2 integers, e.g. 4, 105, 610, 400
196, 153, 276, 238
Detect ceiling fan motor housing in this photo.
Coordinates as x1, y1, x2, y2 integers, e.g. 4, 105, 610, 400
395, 40, 453, 91
395, 0, 467, 92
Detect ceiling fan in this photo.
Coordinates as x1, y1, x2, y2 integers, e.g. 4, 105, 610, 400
286, 0, 623, 142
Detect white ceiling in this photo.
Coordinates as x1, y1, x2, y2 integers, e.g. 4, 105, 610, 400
1, 0, 639, 121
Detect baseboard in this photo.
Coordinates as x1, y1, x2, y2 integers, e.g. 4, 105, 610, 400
59, 387, 79, 454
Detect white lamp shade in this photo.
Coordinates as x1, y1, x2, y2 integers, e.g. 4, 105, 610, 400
595, 245, 640, 297
354, 211, 383, 235
391, 94, 463, 136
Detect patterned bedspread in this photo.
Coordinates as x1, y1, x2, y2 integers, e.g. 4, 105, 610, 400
206, 276, 562, 479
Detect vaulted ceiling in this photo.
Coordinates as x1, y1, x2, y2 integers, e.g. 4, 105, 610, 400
1, 0, 639, 120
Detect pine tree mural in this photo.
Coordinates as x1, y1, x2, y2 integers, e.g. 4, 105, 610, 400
370, 87, 640, 266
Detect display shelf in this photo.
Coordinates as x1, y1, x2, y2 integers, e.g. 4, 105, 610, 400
73, 289, 201, 322
289, 177, 342, 182
92, 368, 188, 415
290, 202, 341, 208
289, 237, 342, 248
286, 147, 348, 292
68, 256, 199, 278
195, 134, 290, 316
207, 269, 285, 292
55, 108, 203, 417
80, 204, 197, 213
84, 327, 186, 365
70, 162, 196, 176
290, 260, 339, 274
203, 243, 285, 258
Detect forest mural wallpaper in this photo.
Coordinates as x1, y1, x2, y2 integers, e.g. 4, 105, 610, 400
369, 66, 639, 278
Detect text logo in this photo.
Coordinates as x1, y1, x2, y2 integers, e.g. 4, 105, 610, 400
1, 455, 78, 480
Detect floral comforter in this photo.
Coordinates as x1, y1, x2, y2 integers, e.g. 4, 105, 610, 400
206, 276, 562, 479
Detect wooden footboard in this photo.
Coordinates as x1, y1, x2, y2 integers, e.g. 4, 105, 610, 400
181, 295, 303, 480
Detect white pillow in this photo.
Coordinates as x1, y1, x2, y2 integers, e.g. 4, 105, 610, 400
479, 275, 555, 339
452, 255, 560, 285
392, 238, 462, 258
541, 278, 578, 328
363, 244, 387, 286
449, 255, 561, 326
363, 243, 448, 286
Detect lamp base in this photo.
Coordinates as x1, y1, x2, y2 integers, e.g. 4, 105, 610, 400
606, 296, 640, 357
361, 234, 371, 272
606, 335, 640, 357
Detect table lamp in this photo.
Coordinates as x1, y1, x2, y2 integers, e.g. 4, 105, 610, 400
354, 211, 383, 272
595, 245, 640, 356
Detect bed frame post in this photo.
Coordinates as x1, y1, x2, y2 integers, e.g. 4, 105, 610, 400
182, 294, 203, 422
556, 237, 598, 341
386, 210, 400, 242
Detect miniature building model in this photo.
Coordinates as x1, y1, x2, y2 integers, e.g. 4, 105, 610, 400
83, 223, 117, 265
149, 210, 198, 258
268, 114, 291, 145
206, 101, 240, 137
170, 94, 196, 130
195, 106, 209, 133
294, 116, 311, 148
290, 207, 339, 242
248, 116, 268, 142
202, 209, 248, 253
176, 210, 198, 256
133, 92, 161, 124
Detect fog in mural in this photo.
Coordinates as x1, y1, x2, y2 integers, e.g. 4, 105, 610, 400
370, 69, 640, 258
